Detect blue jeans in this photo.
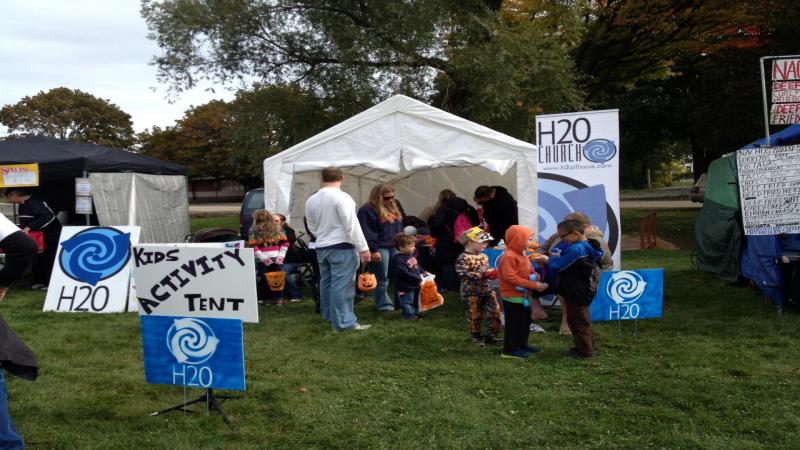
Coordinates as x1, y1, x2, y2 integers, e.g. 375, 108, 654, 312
317, 248, 360, 331
281, 262, 303, 299
397, 290, 419, 318
369, 247, 398, 311
0, 371, 24, 450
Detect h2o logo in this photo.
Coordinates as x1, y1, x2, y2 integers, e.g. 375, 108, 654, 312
537, 118, 592, 146
607, 271, 647, 305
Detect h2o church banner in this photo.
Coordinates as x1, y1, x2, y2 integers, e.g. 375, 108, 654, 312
535, 110, 621, 269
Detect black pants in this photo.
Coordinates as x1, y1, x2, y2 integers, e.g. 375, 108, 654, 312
502, 300, 532, 354
32, 233, 59, 285
0, 231, 38, 287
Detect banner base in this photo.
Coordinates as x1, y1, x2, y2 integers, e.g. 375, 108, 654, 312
150, 388, 239, 427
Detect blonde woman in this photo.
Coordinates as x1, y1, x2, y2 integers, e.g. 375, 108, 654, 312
357, 184, 405, 312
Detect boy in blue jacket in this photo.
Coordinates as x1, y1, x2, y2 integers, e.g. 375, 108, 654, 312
533, 219, 603, 358
389, 233, 427, 320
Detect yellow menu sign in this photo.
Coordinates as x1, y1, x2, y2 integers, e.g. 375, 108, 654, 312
0, 163, 39, 187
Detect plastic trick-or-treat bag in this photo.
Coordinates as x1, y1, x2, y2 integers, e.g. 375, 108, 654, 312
418, 274, 444, 312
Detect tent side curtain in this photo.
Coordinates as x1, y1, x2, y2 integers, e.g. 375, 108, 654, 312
90, 173, 190, 243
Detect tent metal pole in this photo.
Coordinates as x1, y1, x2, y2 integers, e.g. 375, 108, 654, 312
760, 56, 771, 146
84, 171, 90, 225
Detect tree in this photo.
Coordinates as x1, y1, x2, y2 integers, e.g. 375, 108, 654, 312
228, 84, 342, 187
0, 87, 135, 148
573, 0, 800, 185
139, 85, 342, 188
139, 100, 235, 181
141, 0, 585, 141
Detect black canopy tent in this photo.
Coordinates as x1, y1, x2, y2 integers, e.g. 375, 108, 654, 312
0, 136, 189, 242
0, 136, 186, 179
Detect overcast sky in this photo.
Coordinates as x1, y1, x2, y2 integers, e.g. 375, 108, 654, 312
0, 0, 236, 134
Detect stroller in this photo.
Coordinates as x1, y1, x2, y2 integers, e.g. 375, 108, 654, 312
184, 227, 241, 244
291, 232, 321, 312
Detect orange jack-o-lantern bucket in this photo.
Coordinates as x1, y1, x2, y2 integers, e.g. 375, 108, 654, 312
357, 272, 377, 293
265, 271, 286, 292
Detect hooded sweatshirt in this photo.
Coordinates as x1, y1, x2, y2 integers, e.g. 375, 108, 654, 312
548, 238, 604, 305
541, 225, 613, 271
497, 225, 540, 300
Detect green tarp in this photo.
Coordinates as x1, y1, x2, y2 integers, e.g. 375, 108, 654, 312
704, 154, 739, 209
695, 155, 742, 281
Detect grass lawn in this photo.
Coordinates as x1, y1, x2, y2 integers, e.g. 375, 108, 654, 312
2, 211, 799, 449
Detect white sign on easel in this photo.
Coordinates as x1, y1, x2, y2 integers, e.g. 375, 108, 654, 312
44, 226, 141, 313
126, 242, 246, 313
132, 245, 258, 323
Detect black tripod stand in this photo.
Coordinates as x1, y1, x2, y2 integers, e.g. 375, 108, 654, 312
151, 388, 239, 427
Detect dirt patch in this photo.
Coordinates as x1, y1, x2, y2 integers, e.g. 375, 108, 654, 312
621, 233, 679, 251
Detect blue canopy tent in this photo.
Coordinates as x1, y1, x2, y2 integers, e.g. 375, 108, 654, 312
738, 125, 800, 310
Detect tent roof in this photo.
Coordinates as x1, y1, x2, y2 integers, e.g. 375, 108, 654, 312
262, 94, 539, 230
0, 136, 186, 180
265, 94, 536, 176
744, 124, 800, 148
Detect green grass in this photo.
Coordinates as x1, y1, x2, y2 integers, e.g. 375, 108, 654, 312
621, 208, 699, 250
189, 215, 239, 233
3, 214, 799, 449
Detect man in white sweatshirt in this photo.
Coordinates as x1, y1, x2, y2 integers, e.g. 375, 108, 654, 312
305, 167, 372, 332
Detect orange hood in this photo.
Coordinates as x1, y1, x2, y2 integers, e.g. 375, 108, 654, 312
504, 225, 533, 253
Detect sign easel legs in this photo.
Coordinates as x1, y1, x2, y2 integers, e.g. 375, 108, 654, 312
150, 388, 238, 427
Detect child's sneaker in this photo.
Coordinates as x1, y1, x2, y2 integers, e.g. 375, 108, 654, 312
522, 345, 540, 354
470, 334, 486, 347
529, 323, 546, 333
484, 335, 503, 345
501, 350, 528, 360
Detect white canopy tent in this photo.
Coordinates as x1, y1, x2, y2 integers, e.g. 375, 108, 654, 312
263, 95, 538, 232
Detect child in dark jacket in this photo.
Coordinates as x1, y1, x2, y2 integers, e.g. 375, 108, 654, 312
533, 219, 604, 359
390, 233, 426, 319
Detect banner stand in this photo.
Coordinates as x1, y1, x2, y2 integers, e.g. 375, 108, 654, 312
150, 388, 240, 427
616, 318, 640, 340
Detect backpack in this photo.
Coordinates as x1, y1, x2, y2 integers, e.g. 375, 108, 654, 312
586, 239, 604, 298
451, 212, 473, 243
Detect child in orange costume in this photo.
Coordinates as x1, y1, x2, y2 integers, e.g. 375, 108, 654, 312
497, 225, 548, 359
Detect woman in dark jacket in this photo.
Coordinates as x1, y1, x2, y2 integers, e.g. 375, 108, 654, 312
357, 184, 405, 312
428, 193, 479, 291
5, 188, 62, 289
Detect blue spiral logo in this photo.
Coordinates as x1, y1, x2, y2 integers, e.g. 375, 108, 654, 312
166, 318, 220, 365
582, 139, 617, 163
58, 227, 132, 285
606, 271, 647, 305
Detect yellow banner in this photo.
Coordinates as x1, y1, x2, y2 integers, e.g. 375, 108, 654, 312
0, 163, 39, 187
